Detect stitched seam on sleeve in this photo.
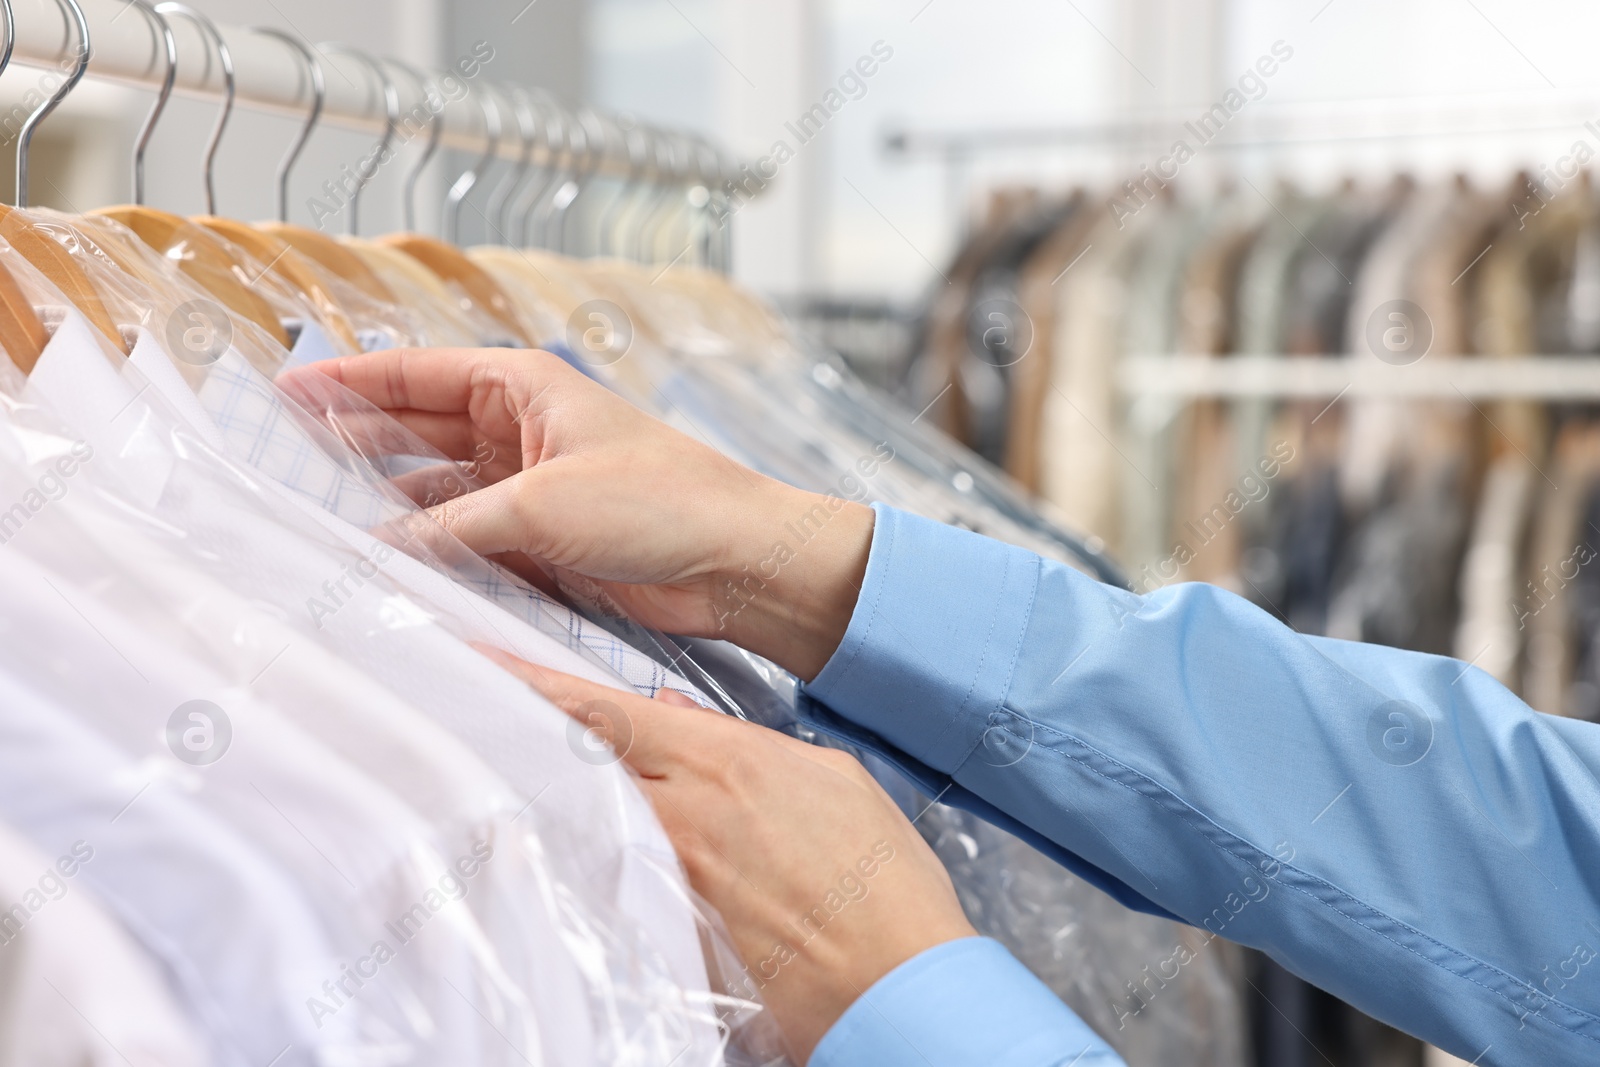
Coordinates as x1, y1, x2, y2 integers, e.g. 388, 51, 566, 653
826, 507, 895, 690
1007, 720, 1600, 1044
932, 550, 1010, 763
948, 552, 1044, 770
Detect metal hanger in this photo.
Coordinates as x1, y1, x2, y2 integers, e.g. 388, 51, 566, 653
506, 89, 561, 248
522, 91, 573, 249
248, 28, 323, 223
444, 84, 501, 244
597, 114, 647, 258
539, 105, 589, 251
551, 105, 605, 253
484, 85, 537, 245
636, 132, 684, 263
388, 58, 442, 233
320, 43, 398, 237
152, 3, 232, 216
691, 135, 730, 271
0, 0, 49, 372
127, 1, 176, 206
17, 0, 89, 208
613, 124, 666, 262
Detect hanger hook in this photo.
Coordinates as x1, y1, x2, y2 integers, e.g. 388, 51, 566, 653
484, 85, 536, 245
125, 1, 175, 205
445, 85, 501, 245
248, 29, 322, 223
552, 106, 606, 253
618, 125, 664, 261
387, 59, 441, 234
0, 0, 13, 82
17, 0, 89, 209
597, 115, 647, 258
506, 89, 560, 248
636, 133, 682, 262
520, 91, 571, 248
542, 105, 592, 250
153, 3, 232, 216
320, 44, 398, 237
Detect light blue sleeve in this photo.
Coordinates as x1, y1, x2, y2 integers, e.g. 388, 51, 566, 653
801, 504, 1600, 1067
809, 938, 1122, 1067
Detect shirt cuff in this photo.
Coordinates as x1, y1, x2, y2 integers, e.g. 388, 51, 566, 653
808, 937, 1123, 1067
803, 504, 1041, 774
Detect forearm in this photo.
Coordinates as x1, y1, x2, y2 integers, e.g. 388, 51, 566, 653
798, 504, 1600, 1064
709, 486, 874, 682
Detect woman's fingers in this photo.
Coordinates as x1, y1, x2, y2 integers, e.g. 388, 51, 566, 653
295, 348, 482, 412
476, 648, 712, 777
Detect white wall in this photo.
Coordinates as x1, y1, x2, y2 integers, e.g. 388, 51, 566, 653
590, 0, 1600, 302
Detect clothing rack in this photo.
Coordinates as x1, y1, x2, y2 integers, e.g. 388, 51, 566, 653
1117, 355, 1600, 401
6, 0, 740, 186
883, 100, 1600, 161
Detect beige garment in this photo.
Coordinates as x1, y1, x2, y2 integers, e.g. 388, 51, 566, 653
1168, 204, 1264, 590
1338, 180, 1465, 512
1454, 178, 1591, 681
1009, 192, 1096, 493
1456, 454, 1539, 686
1521, 423, 1600, 713
919, 188, 1049, 446
1036, 195, 1168, 554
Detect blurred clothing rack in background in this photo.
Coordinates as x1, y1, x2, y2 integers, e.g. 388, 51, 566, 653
1118, 354, 1600, 400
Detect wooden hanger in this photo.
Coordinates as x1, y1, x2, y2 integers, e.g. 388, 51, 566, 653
379, 234, 532, 345
0, 208, 126, 352
0, 0, 128, 358
0, 250, 49, 374
253, 222, 395, 303
194, 216, 363, 351
93, 206, 291, 348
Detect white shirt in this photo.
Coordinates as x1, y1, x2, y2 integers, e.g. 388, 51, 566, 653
19, 308, 723, 1064
135, 323, 710, 705
0, 819, 208, 1067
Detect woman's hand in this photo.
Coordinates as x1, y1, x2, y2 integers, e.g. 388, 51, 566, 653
482, 648, 977, 1062
301, 349, 873, 680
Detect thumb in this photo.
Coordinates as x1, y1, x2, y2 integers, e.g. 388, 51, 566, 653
426, 473, 538, 558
